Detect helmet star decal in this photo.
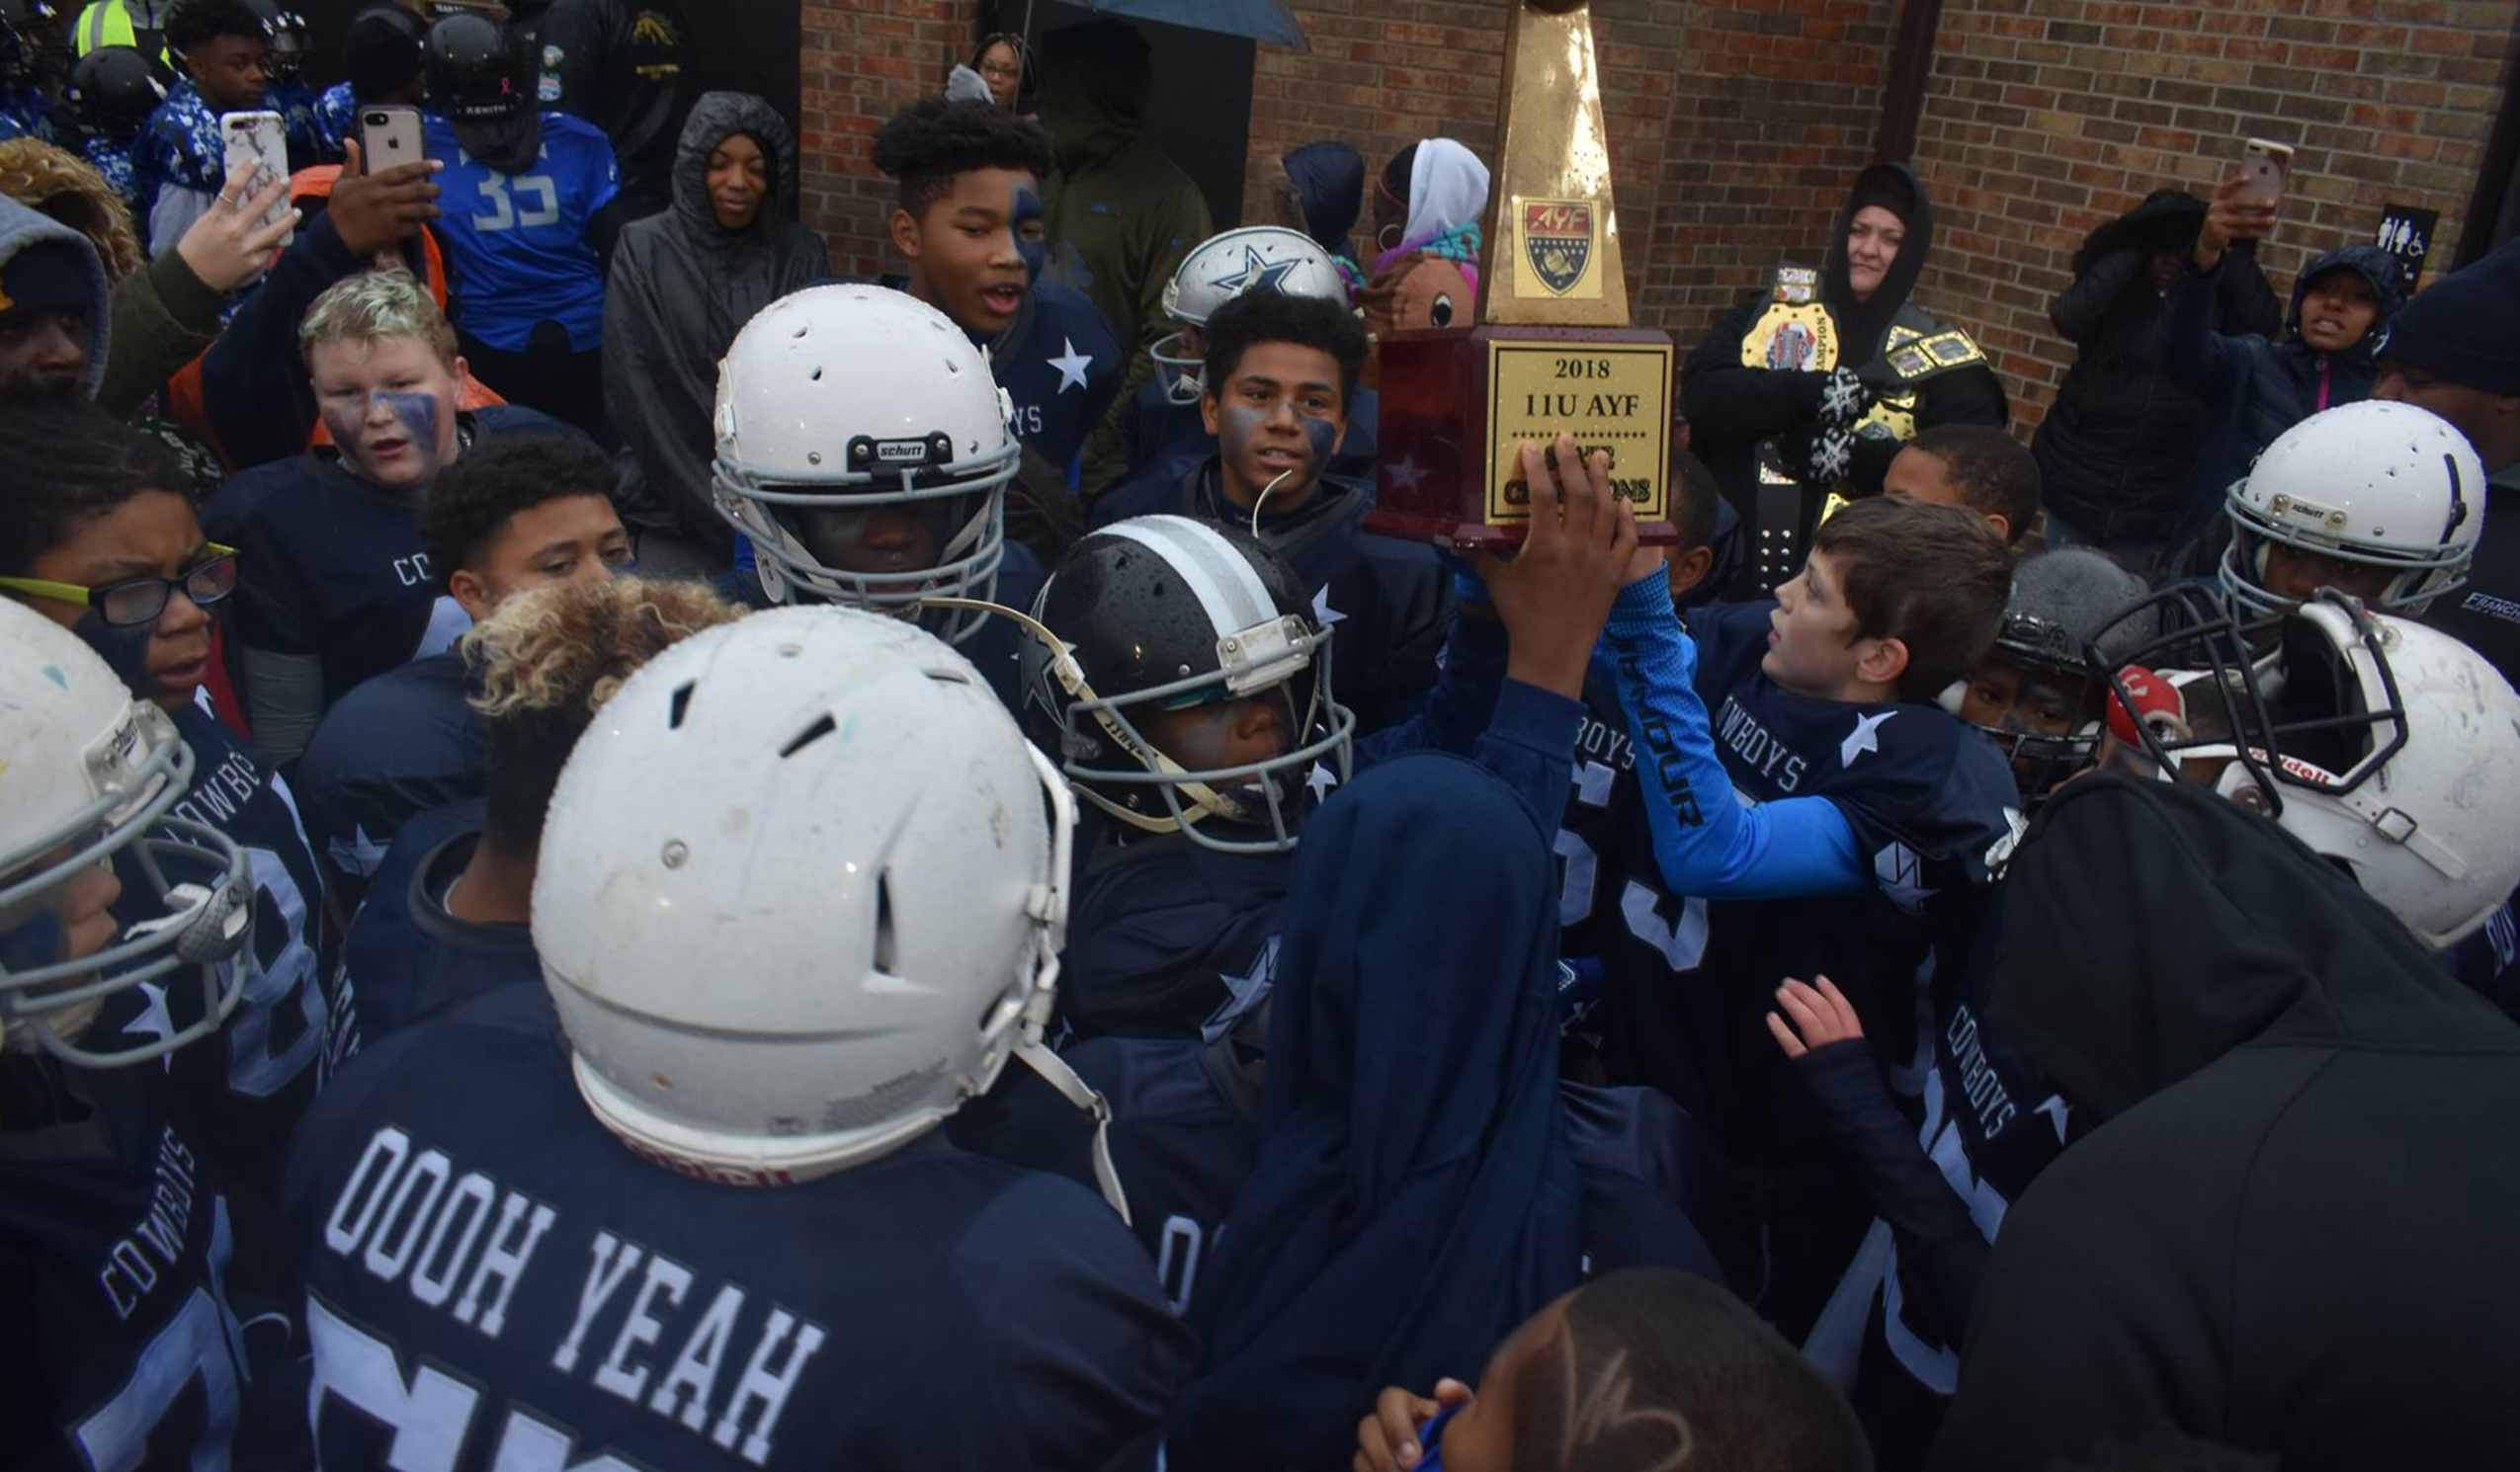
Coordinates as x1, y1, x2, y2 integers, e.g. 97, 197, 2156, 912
1208, 243, 1302, 295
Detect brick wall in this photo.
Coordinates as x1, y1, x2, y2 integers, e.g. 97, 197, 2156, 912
1908, 0, 2519, 431
798, 2, 966, 279
798, 0, 2520, 434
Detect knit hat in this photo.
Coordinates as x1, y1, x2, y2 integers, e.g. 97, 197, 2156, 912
0, 239, 93, 325
1848, 166, 1916, 227
2375, 239, 2520, 397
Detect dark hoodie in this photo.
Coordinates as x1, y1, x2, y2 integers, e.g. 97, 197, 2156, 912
1034, 19, 1212, 493
2164, 241, 2404, 550
1681, 163, 2008, 539
1166, 753, 1585, 1471
602, 92, 827, 554
1929, 775, 2520, 1471
2035, 191, 2283, 546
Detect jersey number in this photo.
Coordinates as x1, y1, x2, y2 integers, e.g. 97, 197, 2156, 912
468, 172, 560, 231
224, 843, 328, 1099
309, 1299, 643, 1472
1555, 759, 1711, 972
74, 1202, 248, 1472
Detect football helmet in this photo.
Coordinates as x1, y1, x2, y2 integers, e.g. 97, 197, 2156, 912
1150, 226, 1348, 406
421, 12, 521, 123
0, 600, 252, 1066
243, 0, 309, 81
1953, 547, 2155, 796
1025, 515, 1354, 853
2095, 585, 2520, 947
2221, 400, 2482, 618
534, 607, 1127, 1213
713, 285, 1019, 645
0, 0, 56, 89
64, 44, 166, 140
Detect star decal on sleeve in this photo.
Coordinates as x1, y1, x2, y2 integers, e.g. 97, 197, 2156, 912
1310, 586, 1345, 628
1840, 708, 1895, 767
1049, 338, 1094, 394
1305, 761, 1339, 802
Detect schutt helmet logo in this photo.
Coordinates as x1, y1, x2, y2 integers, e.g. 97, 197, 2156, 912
1523, 199, 1593, 294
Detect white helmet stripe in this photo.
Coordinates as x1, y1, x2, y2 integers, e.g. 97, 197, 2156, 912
1104, 516, 1279, 638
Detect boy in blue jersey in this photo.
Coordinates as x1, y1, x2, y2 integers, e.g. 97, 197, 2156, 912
339, 575, 741, 1043
0, 400, 345, 1207
873, 97, 1122, 480
0, 598, 305, 1470
134, 0, 266, 254
204, 267, 564, 763
64, 42, 167, 213
1587, 493, 2019, 1334
421, 11, 622, 437
1094, 289, 1452, 736
284, 607, 1190, 1469
294, 433, 630, 886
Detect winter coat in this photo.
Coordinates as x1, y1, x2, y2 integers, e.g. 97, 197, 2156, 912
2164, 241, 2404, 549
602, 92, 827, 555
2034, 191, 2282, 546
1929, 776, 2520, 1470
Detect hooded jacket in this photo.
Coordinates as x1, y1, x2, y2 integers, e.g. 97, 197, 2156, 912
2035, 191, 2283, 546
1929, 775, 2520, 1470
1168, 754, 1585, 1471
0, 191, 109, 398
1035, 21, 1212, 494
603, 93, 826, 552
1681, 163, 2007, 543
2164, 241, 2404, 549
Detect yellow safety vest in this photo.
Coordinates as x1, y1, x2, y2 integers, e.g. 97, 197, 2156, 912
74, 1, 175, 68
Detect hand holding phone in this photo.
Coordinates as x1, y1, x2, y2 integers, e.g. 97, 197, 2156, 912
2233, 137, 2293, 206
219, 110, 294, 248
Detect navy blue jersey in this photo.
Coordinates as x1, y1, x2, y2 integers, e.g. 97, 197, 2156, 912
294, 653, 487, 882
1090, 456, 1452, 735
0, 1065, 294, 1469
425, 111, 619, 353
959, 1034, 1731, 1320
994, 279, 1123, 477
204, 407, 565, 711
1592, 598, 2022, 1168
1120, 379, 1380, 486
1059, 840, 1289, 1043
283, 985, 1191, 1469
340, 800, 540, 1042
95, 696, 349, 1203
713, 538, 1044, 717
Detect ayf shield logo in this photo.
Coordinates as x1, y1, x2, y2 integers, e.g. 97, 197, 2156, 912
1523, 199, 1594, 294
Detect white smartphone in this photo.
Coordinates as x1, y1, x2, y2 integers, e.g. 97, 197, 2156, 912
360, 105, 425, 173
220, 109, 294, 245
2234, 137, 2293, 206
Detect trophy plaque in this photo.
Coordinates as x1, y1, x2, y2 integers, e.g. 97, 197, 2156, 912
1367, 0, 1678, 549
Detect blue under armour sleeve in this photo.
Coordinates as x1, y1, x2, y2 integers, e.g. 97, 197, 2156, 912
1599, 571, 1866, 900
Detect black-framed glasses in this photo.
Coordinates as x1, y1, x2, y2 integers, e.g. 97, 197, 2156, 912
0, 545, 239, 626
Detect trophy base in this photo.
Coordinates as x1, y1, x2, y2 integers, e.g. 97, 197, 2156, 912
1369, 323, 1680, 550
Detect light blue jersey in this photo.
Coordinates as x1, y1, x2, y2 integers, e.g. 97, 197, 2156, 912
424, 110, 619, 352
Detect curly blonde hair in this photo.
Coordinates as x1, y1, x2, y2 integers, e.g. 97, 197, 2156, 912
0, 139, 143, 284
464, 575, 747, 721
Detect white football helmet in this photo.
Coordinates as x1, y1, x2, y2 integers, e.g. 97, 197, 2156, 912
1150, 226, 1348, 405
0, 600, 251, 1065
2221, 400, 2483, 617
712, 285, 1021, 644
2099, 588, 2520, 947
533, 607, 1128, 1215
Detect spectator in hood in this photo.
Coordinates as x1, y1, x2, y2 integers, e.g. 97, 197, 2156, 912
0, 195, 110, 401
1359, 137, 1487, 337
1262, 139, 1365, 289
1928, 775, 2520, 1471
1034, 17, 1212, 495
2035, 189, 2281, 571
605, 91, 825, 570
2162, 172, 2404, 562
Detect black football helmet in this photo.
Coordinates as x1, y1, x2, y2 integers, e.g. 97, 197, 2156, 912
241, 0, 307, 81
1958, 547, 2156, 798
1025, 514, 1355, 853
0, 0, 60, 90
65, 44, 166, 139
421, 12, 521, 122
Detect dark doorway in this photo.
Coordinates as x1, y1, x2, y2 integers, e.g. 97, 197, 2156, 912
979, 0, 1255, 230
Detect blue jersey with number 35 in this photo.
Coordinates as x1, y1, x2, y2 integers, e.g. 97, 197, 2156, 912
423, 111, 619, 353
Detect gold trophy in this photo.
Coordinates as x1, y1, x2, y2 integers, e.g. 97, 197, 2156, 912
1366, 0, 1677, 548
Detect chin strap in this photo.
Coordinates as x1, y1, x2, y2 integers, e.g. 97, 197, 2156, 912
1011, 1030, 1132, 1226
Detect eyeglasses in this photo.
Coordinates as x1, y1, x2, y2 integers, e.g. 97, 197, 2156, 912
979, 61, 1023, 81
0, 546, 239, 627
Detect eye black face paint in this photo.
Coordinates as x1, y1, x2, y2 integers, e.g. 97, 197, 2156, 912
1013, 183, 1047, 285
378, 390, 442, 450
